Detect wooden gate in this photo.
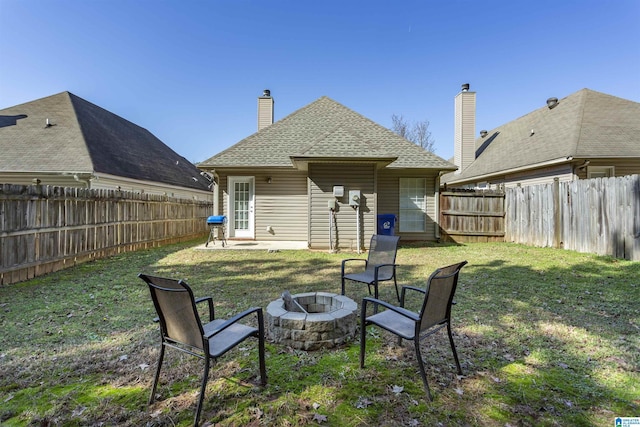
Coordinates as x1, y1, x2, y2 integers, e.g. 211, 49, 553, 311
439, 189, 505, 243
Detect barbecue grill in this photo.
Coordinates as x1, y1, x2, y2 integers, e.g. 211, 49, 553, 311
205, 215, 227, 247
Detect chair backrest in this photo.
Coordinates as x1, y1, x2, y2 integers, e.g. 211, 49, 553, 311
139, 274, 205, 351
366, 235, 400, 279
419, 261, 467, 331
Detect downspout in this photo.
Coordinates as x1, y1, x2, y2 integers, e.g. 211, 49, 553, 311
211, 170, 220, 215
435, 171, 446, 242
73, 173, 92, 188
575, 160, 590, 179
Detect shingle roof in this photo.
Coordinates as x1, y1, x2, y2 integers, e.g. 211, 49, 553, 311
446, 88, 640, 183
0, 92, 210, 191
199, 96, 455, 170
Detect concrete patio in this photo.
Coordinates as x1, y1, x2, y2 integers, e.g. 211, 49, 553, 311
194, 240, 309, 251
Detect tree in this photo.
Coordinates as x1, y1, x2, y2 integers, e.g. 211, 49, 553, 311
390, 114, 435, 153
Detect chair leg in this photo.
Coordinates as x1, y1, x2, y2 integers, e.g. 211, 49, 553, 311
414, 339, 433, 401
341, 277, 346, 296
149, 344, 165, 404
359, 313, 367, 368
446, 322, 463, 375
258, 333, 267, 386
393, 277, 400, 302
369, 282, 381, 314
194, 356, 211, 427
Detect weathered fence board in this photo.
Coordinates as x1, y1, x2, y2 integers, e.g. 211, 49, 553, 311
505, 175, 640, 261
1, 184, 212, 285
439, 190, 506, 243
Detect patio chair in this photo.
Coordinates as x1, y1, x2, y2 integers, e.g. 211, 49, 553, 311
138, 274, 267, 427
341, 234, 400, 301
359, 260, 467, 400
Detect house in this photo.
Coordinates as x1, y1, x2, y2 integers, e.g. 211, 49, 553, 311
198, 90, 457, 250
443, 86, 640, 189
0, 92, 212, 200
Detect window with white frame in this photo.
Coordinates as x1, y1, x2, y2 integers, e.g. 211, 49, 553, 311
587, 166, 615, 179
399, 177, 426, 232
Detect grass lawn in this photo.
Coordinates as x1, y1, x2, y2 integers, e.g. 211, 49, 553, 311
1, 240, 638, 426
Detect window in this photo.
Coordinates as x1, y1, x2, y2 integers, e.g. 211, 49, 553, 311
399, 178, 426, 232
587, 166, 615, 179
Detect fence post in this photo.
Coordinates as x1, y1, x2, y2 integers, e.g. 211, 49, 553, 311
553, 178, 562, 248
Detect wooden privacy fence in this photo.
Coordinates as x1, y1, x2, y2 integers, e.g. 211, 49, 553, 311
505, 175, 640, 261
439, 189, 506, 243
0, 184, 212, 285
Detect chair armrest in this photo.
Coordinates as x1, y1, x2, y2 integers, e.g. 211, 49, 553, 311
203, 307, 264, 338
195, 296, 215, 321
373, 262, 398, 271
372, 263, 398, 281
341, 258, 367, 275
400, 285, 425, 307
361, 297, 420, 321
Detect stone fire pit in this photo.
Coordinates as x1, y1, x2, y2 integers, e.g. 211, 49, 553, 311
266, 292, 357, 351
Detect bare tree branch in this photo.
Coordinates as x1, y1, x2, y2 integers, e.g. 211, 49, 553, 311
412, 120, 434, 152
391, 114, 411, 140
390, 115, 435, 152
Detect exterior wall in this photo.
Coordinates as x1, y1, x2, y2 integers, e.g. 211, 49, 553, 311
0, 172, 212, 201
497, 164, 575, 189
308, 163, 375, 250
0, 173, 80, 188
216, 168, 308, 241
214, 165, 445, 247
449, 158, 640, 190
378, 169, 438, 241
574, 158, 640, 180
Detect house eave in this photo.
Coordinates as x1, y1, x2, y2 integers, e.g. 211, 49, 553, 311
447, 156, 574, 185
198, 164, 295, 171
289, 156, 398, 171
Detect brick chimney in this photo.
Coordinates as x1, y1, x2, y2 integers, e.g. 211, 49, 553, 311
454, 83, 476, 173
257, 89, 274, 131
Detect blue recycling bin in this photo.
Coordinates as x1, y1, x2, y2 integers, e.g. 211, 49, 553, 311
377, 214, 397, 235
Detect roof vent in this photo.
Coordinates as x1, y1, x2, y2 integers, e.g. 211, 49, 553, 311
480, 130, 488, 138
546, 97, 559, 109
263, 89, 271, 97
461, 83, 470, 92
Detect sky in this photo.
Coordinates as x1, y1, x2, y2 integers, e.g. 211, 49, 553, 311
1, 0, 639, 164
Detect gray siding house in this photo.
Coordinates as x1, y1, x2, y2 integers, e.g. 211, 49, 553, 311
443, 87, 640, 189
0, 92, 212, 200
198, 91, 457, 250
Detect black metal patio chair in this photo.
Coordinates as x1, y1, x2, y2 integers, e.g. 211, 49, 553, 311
138, 274, 267, 427
341, 234, 401, 301
359, 260, 467, 400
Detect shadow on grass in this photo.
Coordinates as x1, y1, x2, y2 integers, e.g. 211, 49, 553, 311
1, 240, 638, 426
450, 257, 640, 425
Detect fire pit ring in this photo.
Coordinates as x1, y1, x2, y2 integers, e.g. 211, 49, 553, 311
266, 292, 358, 351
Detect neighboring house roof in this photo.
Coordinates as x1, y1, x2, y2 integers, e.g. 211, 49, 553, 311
445, 88, 640, 184
0, 91, 210, 191
199, 96, 456, 170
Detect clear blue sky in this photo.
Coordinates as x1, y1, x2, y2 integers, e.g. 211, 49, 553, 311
2, 0, 639, 164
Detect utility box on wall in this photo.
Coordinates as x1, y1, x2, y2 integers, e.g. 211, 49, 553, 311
349, 190, 361, 206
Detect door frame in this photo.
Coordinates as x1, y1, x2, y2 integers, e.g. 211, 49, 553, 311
227, 176, 255, 238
